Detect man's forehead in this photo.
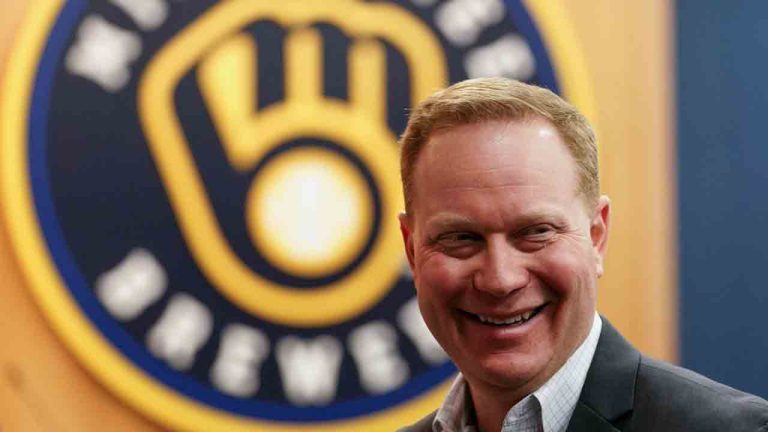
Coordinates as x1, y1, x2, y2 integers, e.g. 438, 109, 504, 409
417, 119, 563, 170
404, 116, 591, 223
416, 121, 572, 182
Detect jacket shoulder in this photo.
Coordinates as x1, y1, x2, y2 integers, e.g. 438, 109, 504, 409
397, 410, 437, 432
632, 356, 768, 431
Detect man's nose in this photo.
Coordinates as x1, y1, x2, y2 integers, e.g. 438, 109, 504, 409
472, 239, 530, 297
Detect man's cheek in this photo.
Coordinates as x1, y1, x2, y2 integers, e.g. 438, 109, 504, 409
416, 293, 445, 344
419, 260, 467, 296
538, 250, 590, 291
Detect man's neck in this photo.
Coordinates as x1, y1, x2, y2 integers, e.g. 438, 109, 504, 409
468, 379, 534, 432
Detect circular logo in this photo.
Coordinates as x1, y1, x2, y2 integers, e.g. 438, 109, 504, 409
1, 0, 592, 429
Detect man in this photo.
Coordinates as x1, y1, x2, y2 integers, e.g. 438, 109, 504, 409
397, 77, 768, 432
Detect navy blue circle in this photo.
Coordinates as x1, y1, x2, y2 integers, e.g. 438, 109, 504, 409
28, 0, 561, 422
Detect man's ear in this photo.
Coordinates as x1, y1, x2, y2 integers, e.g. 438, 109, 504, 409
590, 195, 611, 278
399, 212, 416, 272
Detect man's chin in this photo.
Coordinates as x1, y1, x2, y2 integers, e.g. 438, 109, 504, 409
464, 351, 552, 394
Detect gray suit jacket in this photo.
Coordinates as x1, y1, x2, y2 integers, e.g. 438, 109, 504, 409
399, 320, 768, 431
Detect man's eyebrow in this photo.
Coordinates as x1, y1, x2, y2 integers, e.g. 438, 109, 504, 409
514, 209, 568, 225
424, 209, 568, 231
424, 213, 476, 231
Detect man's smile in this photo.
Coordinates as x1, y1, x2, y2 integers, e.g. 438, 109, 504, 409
461, 303, 549, 328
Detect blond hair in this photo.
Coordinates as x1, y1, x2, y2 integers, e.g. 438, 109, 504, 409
399, 77, 598, 213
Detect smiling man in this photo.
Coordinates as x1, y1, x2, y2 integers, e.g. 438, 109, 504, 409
397, 78, 768, 432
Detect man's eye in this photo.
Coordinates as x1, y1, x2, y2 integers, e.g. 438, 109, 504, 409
438, 232, 480, 245
433, 232, 482, 258
519, 224, 556, 241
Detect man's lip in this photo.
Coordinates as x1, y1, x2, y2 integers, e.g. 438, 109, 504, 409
461, 303, 548, 320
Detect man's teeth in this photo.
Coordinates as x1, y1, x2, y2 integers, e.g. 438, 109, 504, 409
477, 310, 536, 325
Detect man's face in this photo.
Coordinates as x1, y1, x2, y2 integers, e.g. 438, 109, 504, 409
400, 118, 609, 399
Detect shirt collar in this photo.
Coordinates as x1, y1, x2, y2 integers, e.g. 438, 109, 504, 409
433, 313, 602, 432
530, 313, 602, 432
434, 374, 477, 432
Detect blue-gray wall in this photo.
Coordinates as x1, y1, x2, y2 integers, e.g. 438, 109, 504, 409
678, 0, 768, 397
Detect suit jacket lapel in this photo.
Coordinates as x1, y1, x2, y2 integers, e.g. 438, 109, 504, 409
567, 403, 622, 432
566, 318, 641, 432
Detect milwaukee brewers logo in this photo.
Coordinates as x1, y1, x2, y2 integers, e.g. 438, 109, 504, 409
1, 0, 592, 430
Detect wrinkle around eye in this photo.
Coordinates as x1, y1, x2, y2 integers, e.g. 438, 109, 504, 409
513, 224, 563, 252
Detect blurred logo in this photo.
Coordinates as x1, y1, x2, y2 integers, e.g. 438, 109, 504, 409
1, 0, 572, 430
